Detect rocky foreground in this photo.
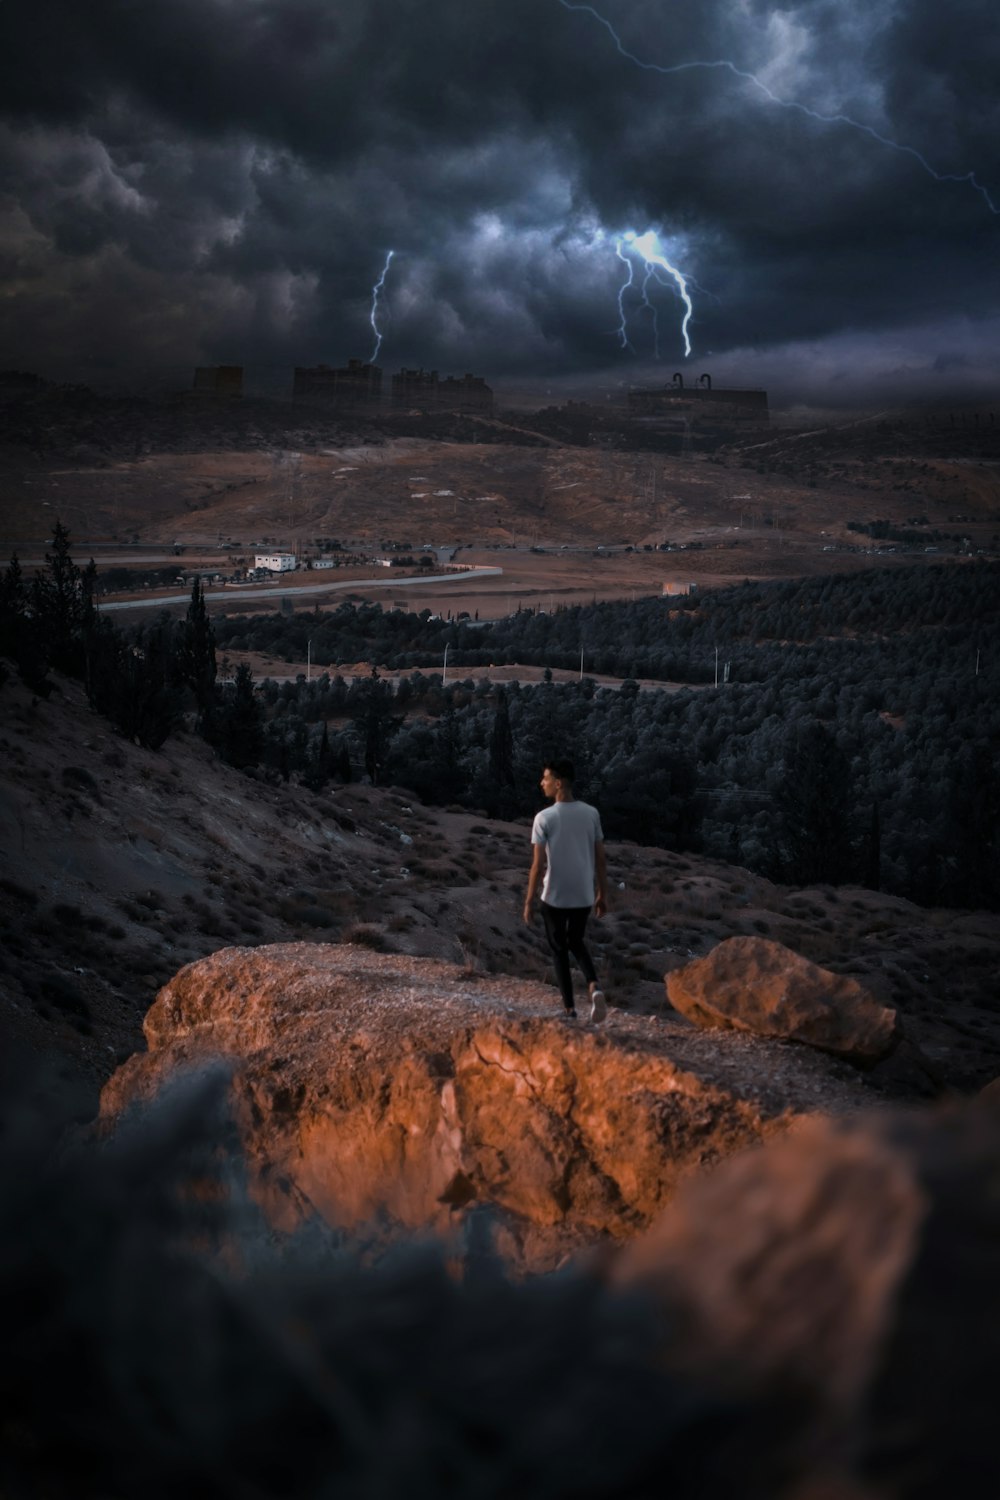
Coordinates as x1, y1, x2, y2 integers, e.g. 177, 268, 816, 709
103, 939, 910, 1270
88, 939, 1000, 1496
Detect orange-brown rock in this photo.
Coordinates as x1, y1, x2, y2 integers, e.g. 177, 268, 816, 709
614, 1099, 1000, 1492
100, 942, 869, 1270
666, 936, 899, 1061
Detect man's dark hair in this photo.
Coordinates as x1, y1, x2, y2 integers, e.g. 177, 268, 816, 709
546, 757, 575, 783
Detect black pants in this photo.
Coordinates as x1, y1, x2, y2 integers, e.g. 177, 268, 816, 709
540, 901, 598, 1011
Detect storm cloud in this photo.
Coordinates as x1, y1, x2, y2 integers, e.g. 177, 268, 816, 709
1, 0, 998, 403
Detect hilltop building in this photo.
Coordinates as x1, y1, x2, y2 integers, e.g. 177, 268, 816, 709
293, 359, 382, 406
391, 368, 439, 407
391, 368, 493, 415
628, 373, 768, 436
193, 365, 244, 398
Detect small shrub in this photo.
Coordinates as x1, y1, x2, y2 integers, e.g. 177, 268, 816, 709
343, 923, 388, 951
197, 914, 228, 937
132, 891, 165, 912
294, 906, 338, 929
61, 765, 101, 795
52, 903, 86, 927
33, 972, 91, 1019
118, 901, 153, 924
0, 878, 38, 906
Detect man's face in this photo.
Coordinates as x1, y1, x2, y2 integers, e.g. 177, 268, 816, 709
540, 767, 559, 799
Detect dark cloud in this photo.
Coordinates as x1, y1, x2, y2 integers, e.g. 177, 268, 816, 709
1, 0, 997, 402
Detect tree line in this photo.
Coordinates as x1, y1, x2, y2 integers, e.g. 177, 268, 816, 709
3, 531, 997, 910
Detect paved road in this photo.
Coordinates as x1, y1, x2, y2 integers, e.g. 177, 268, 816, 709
20, 553, 188, 567
99, 567, 504, 612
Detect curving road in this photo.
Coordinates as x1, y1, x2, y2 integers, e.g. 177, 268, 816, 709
99, 567, 504, 612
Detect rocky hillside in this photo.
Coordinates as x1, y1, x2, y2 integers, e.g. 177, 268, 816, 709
6, 663, 1000, 1497
2, 668, 999, 1116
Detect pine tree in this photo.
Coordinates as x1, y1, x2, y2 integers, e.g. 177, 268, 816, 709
31, 521, 85, 674
303, 720, 334, 792
350, 667, 401, 785
775, 721, 855, 885
488, 687, 515, 789
216, 663, 265, 770
86, 618, 183, 749
0, 553, 26, 660
334, 738, 352, 783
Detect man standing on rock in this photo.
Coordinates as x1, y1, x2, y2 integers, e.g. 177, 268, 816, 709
523, 758, 608, 1023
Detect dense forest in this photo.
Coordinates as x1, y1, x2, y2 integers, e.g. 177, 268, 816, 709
3, 531, 998, 910
213, 560, 1000, 909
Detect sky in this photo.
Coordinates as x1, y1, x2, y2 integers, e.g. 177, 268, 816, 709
2, 0, 998, 407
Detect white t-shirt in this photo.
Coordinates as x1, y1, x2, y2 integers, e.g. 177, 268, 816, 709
531, 799, 604, 908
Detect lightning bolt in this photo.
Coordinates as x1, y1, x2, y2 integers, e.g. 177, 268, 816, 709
617, 230, 694, 358
559, 0, 998, 215
614, 236, 636, 350
369, 249, 395, 362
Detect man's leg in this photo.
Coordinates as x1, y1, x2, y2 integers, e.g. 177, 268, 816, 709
540, 902, 576, 1012
565, 907, 598, 987
565, 908, 606, 1022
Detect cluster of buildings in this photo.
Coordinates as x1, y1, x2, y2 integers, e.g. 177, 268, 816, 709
627, 372, 769, 434
193, 360, 494, 415
191, 362, 768, 443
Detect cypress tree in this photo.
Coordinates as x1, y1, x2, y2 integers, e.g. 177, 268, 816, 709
177, 576, 217, 715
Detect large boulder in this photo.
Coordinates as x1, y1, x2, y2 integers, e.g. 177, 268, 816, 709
666, 936, 899, 1062
100, 942, 868, 1270
614, 1099, 1000, 1495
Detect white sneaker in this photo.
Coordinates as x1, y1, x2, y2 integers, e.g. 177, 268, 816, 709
588, 985, 607, 1024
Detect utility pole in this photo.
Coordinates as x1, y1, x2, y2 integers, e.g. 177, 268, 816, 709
580, 645, 585, 681
714, 645, 719, 688
442, 642, 450, 686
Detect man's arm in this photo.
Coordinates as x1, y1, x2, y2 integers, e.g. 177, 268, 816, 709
523, 844, 546, 924
594, 840, 608, 918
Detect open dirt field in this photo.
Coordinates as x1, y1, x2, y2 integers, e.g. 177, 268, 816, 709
7, 435, 996, 620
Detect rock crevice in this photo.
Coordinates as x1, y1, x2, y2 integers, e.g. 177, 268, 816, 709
101, 942, 877, 1269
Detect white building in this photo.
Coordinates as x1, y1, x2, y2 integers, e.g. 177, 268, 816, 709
255, 553, 297, 573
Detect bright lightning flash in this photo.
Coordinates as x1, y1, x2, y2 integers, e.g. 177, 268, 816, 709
369, 249, 395, 362
617, 230, 694, 358
559, 0, 998, 215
